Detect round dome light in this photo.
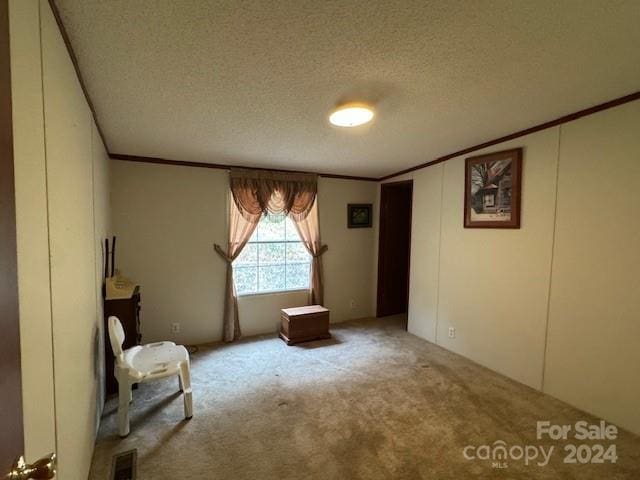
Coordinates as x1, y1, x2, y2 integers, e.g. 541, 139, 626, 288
329, 103, 374, 127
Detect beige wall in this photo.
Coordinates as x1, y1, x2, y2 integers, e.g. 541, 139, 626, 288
111, 163, 228, 344
543, 102, 640, 435
319, 178, 378, 322
91, 122, 111, 430
238, 290, 309, 337
10, 0, 111, 476
406, 164, 443, 343
10, 0, 56, 461
437, 128, 559, 389
390, 100, 640, 434
110, 162, 378, 344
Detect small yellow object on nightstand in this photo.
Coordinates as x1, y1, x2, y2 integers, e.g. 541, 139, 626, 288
105, 270, 137, 300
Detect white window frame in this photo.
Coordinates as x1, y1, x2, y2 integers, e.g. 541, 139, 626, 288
233, 215, 311, 296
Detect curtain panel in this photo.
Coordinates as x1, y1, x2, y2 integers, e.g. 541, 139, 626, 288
292, 200, 327, 305
213, 194, 260, 342
214, 168, 327, 342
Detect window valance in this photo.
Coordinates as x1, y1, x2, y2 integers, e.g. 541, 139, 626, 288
229, 168, 318, 222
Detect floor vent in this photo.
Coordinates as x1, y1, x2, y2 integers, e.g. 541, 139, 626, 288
111, 449, 137, 480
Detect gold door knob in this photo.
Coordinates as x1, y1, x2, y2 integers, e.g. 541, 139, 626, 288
6, 453, 56, 480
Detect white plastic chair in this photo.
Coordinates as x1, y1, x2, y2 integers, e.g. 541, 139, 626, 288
108, 316, 193, 437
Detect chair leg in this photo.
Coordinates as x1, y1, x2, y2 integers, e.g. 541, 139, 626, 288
117, 376, 131, 437
178, 373, 183, 393
179, 361, 193, 419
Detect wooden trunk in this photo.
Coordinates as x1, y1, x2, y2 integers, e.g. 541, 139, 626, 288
280, 305, 330, 345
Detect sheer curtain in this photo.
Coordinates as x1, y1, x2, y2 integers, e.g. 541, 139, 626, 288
214, 169, 327, 342
291, 200, 327, 305
214, 191, 260, 342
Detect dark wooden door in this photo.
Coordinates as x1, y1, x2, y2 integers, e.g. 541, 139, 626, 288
376, 180, 413, 319
0, 0, 25, 473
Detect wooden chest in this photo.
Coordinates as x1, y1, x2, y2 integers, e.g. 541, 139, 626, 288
280, 305, 330, 345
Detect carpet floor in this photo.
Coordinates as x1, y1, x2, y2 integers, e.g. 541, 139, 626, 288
89, 316, 640, 479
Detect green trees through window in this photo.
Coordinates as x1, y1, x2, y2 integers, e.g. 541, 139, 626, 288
233, 214, 311, 295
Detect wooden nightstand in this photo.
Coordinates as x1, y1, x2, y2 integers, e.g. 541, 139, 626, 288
104, 286, 141, 395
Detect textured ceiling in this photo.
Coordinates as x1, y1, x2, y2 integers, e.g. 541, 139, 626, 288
56, 0, 640, 178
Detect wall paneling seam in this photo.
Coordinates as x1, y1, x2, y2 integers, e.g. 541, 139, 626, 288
37, 0, 59, 459
433, 165, 445, 344
539, 125, 563, 391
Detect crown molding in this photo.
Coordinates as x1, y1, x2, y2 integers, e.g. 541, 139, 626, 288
48, 0, 109, 149
112, 91, 640, 183
109, 154, 379, 182
379, 91, 640, 181
48, 0, 639, 183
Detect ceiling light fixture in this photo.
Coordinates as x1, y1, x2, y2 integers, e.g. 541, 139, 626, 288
329, 102, 375, 127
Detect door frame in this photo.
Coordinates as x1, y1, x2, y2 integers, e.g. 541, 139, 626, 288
376, 179, 413, 319
0, 0, 25, 473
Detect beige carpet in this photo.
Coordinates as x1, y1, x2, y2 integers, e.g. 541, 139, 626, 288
90, 316, 640, 479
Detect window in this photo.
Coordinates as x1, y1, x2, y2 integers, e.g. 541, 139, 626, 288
233, 214, 311, 295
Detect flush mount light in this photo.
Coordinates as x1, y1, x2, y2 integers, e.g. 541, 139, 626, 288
329, 102, 375, 127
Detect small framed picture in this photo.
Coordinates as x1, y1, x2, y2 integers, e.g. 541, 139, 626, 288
464, 148, 523, 228
347, 204, 372, 228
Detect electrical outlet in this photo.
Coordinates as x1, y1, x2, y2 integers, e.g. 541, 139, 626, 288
171, 323, 181, 334
448, 327, 456, 339
349, 299, 356, 309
